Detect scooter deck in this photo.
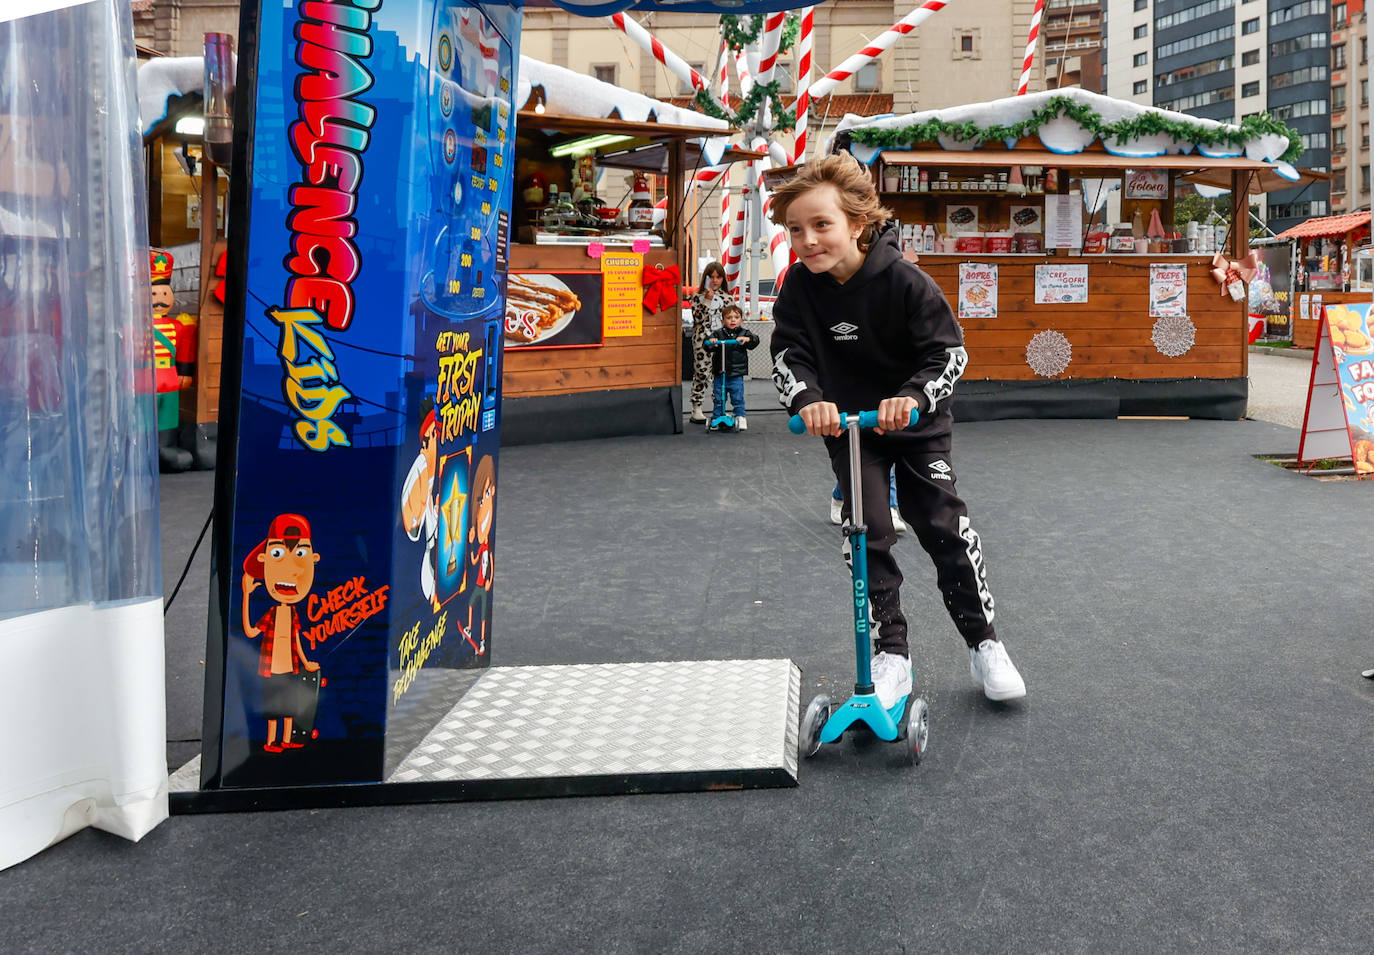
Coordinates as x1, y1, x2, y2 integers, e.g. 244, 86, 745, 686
819, 691, 909, 744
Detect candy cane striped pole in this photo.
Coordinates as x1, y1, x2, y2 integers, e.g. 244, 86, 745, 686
755, 12, 788, 85
716, 38, 734, 265
792, 7, 814, 164
723, 201, 747, 292
808, 0, 953, 100
1017, 0, 1046, 95
753, 138, 792, 288
735, 48, 753, 96
608, 12, 725, 110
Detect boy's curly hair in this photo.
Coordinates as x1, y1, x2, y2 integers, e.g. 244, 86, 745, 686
768, 152, 893, 251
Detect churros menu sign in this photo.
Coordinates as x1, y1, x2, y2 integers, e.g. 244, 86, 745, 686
601, 251, 643, 338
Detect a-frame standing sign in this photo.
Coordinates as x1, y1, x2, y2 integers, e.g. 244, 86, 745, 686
1297, 302, 1374, 475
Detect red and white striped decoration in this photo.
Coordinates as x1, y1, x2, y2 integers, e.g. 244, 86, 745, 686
723, 203, 748, 292
608, 12, 723, 109
717, 39, 734, 267
1017, 0, 1046, 95
808, 0, 954, 100
753, 137, 792, 289
755, 12, 788, 84
735, 48, 753, 96
791, 7, 814, 164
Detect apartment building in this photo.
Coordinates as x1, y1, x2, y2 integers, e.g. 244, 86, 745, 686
1327, 3, 1371, 215
1042, 0, 1104, 93
1105, 0, 1334, 234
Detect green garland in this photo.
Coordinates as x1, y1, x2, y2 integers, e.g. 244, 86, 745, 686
720, 14, 801, 55
846, 95, 1304, 164
694, 80, 796, 132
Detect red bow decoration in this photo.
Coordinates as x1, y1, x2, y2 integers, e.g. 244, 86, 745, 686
1210, 251, 1258, 301
213, 248, 228, 304
641, 262, 680, 314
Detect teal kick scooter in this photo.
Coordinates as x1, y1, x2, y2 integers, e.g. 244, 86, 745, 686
704, 337, 743, 432
790, 409, 929, 764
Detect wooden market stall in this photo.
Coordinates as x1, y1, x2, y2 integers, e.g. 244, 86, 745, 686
500, 60, 760, 442
1276, 213, 1372, 349
832, 91, 1318, 419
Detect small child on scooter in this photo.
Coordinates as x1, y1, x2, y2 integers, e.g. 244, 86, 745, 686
768, 152, 1026, 707
706, 303, 759, 430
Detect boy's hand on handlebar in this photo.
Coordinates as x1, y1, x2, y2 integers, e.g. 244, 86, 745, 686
800, 401, 841, 436
875, 396, 919, 434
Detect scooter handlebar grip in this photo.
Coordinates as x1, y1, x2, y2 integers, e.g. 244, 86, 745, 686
790, 408, 920, 435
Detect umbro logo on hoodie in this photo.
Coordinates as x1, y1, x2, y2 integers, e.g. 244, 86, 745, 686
830, 321, 859, 341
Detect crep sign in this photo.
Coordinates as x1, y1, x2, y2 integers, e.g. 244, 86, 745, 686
266, 0, 380, 452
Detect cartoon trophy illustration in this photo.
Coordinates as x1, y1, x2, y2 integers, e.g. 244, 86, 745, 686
441, 480, 468, 578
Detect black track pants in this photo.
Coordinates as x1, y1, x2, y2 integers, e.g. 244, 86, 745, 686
828, 436, 998, 655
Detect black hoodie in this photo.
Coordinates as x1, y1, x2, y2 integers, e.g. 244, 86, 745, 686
769, 221, 967, 448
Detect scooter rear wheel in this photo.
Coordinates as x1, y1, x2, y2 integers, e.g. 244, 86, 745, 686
906, 697, 929, 765
801, 694, 831, 758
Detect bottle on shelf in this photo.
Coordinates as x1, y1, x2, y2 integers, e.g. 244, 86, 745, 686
627, 171, 654, 229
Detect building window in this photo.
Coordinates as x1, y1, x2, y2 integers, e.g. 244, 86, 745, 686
1363, 37, 1368, 63
1241, 18, 1259, 35
855, 62, 881, 91
1241, 81, 1259, 97
774, 62, 794, 93
1334, 44, 1346, 69
1361, 122, 1368, 148
1333, 85, 1347, 110
952, 29, 980, 60
1242, 49, 1259, 66
592, 64, 616, 85
1133, 80, 1148, 94
1363, 166, 1370, 193
1335, 2, 1347, 24
1133, 0, 1146, 9
1364, 79, 1369, 106
1133, 23, 1148, 39
1334, 127, 1346, 149
1134, 52, 1148, 67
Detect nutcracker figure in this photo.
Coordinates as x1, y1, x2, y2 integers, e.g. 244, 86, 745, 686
149, 249, 196, 471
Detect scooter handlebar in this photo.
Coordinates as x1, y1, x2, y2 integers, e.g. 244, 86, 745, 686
703, 338, 743, 348
787, 408, 920, 435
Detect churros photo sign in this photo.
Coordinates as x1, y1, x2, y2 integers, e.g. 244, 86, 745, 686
503, 270, 604, 349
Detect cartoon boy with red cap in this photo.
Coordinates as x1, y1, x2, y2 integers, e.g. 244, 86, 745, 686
241, 513, 321, 753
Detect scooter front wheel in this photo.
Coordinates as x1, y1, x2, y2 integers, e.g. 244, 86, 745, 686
906, 697, 929, 765
801, 694, 831, 758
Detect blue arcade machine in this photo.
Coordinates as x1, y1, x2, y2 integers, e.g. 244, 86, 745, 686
189, 0, 813, 811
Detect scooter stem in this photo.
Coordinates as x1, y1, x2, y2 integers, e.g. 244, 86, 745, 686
846, 419, 873, 691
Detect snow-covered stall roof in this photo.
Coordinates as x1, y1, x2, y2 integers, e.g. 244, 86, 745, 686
517, 56, 732, 165
517, 56, 728, 131
137, 56, 220, 136
832, 88, 1303, 183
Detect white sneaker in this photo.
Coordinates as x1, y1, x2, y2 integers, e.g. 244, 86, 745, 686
969, 639, 1026, 701
736, 416, 747, 431
891, 507, 908, 534
870, 651, 913, 710
829, 498, 843, 525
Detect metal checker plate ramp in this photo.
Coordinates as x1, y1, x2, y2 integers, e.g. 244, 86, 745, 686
388, 659, 800, 783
